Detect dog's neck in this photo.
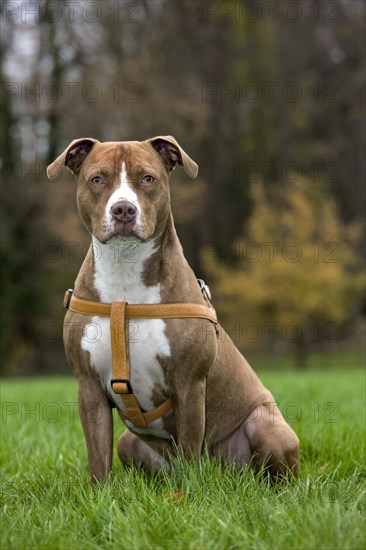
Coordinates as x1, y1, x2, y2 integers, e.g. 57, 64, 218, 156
90, 216, 183, 304
81, 213, 202, 306
90, 234, 160, 304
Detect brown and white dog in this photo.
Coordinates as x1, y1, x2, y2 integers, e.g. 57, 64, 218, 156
47, 136, 299, 482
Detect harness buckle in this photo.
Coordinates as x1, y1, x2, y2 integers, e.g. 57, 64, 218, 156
64, 289, 73, 309
197, 278, 212, 302
111, 378, 133, 394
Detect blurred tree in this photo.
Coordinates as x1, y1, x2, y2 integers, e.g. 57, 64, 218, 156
206, 178, 364, 368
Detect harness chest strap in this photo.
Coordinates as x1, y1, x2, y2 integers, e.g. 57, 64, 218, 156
110, 301, 151, 428
64, 290, 218, 429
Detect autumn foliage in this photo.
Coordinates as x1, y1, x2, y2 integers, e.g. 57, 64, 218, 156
205, 179, 364, 367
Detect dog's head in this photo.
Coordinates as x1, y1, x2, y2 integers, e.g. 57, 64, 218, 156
47, 136, 198, 243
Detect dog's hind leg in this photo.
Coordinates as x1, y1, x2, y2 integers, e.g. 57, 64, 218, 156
244, 403, 300, 479
209, 424, 253, 467
210, 403, 299, 480
117, 430, 172, 473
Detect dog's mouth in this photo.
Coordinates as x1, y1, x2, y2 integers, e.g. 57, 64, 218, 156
97, 217, 155, 245
111, 228, 139, 239
102, 222, 144, 244
106, 231, 142, 244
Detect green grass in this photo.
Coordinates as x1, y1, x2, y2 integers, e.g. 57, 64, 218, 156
1, 369, 365, 550
246, 348, 364, 371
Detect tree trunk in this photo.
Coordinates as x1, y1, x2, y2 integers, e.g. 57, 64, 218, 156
294, 335, 308, 370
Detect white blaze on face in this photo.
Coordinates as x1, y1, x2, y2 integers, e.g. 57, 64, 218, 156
105, 161, 143, 233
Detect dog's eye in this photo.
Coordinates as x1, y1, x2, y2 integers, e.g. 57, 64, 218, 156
90, 176, 104, 185
143, 175, 155, 184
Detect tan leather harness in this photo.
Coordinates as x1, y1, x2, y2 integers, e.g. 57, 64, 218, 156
64, 288, 218, 429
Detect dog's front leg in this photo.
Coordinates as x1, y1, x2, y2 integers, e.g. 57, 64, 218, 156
77, 376, 113, 483
173, 378, 207, 458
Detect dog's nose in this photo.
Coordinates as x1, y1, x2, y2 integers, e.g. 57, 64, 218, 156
111, 201, 137, 223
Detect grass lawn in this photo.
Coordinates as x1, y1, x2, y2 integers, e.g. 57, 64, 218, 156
1, 368, 365, 550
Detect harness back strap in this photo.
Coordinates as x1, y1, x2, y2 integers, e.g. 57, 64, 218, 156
64, 291, 218, 324
64, 290, 218, 428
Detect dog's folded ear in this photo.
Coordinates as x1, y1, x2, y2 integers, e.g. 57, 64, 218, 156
47, 138, 99, 179
149, 136, 198, 179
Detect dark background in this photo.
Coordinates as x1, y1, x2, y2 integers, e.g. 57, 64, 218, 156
1, 0, 365, 375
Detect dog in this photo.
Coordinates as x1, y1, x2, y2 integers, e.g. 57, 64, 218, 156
47, 135, 299, 482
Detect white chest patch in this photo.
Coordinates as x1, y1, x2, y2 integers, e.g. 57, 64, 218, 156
81, 237, 172, 439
